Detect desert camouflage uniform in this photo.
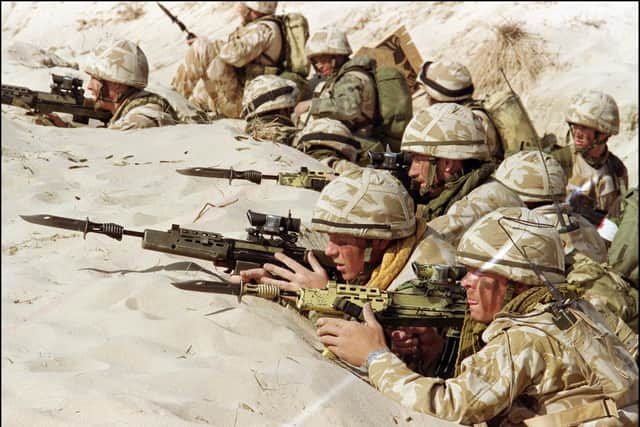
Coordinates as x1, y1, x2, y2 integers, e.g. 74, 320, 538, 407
496, 152, 637, 346
171, 14, 283, 118
107, 90, 178, 130
242, 74, 299, 144
312, 167, 424, 290
416, 59, 503, 161
303, 29, 377, 138
553, 90, 628, 212
370, 207, 638, 426
293, 118, 382, 169
401, 103, 523, 246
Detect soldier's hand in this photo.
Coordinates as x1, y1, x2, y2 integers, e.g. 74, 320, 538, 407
292, 100, 312, 124
317, 303, 388, 367
261, 251, 328, 293
186, 36, 198, 46
389, 327, 420, 356
41, 113, 69, 128
235, 267, 272, 284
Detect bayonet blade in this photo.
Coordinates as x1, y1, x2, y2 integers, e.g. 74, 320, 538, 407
176, 167, 232, 179
20, 214, 88, 233
171, 279, 241, 295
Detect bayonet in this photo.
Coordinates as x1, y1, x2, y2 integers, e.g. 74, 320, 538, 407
177, 166, 335, 192
157, 2, 197, 41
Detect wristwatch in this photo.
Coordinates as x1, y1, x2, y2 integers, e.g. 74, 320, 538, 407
364, 348, 390, 371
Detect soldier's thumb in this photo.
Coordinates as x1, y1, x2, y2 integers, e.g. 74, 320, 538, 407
362, 303, 377, 326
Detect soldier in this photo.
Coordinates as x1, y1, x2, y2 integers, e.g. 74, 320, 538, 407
493, 150, 608, 264
317, 206, 639, 426
492, 150, 637, 346
45, 40, 178, 130
242, 74, 299, 145
553, 90, 628, 215
236, 167, 426, 292
416, 59, 503, 161
293, 28, 378, 140
292, 118, 378, 169
400, 102, 523, 246
171, 2, 287, 118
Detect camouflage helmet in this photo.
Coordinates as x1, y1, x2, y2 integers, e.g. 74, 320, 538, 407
305, 28, 352, 59
565, 90, 619, 135
242, 1, 277, 14
418, 60, 474, 102
457, 207, 565, 286
493, 151, 567, 203
293, 118, 360, 163
84, 40, 148, 89
532, 204, 608, 264
401, 103, 489, 161
241, 75, 299, 120
312, 167, 416, 240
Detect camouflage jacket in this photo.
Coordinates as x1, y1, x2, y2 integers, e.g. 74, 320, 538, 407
368, 301, 639, 426
309, 59, 377, 137
554, 144, 629, 213
425, 179, 525, 247
108, 90, 178, 130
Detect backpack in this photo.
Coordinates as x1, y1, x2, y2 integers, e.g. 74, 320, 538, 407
338, 56, 413, 153
476, 89, 540, 157
608, 187, 639, 287
263, 14, 310, 78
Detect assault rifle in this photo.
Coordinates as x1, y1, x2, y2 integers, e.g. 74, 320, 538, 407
172, 261, 467, 328
20, 211, 338, 278
157, 2, 197, 41
1, 74, 112, 125
177, 166, 336, 192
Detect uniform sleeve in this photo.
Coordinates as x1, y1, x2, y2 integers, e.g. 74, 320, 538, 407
368, 330, 546, 425
426, 181, 525, 246
109, 104, 176, 131
218, 22, 275, 68
310, 72, 367, 124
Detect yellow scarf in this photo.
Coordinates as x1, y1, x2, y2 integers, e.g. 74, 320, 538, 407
365, 218, 428, 290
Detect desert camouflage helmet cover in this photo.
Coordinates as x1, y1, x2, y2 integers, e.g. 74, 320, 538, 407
532, 204, 607, 263
565, 90, 619, 135
493, 151, 567, 203
305, 27, 352, 58
418, 60, 474, 102
242, 1, 277, 14
242, 75, 299, 119
457, 207, 565, 286
401, 103, 489, 160
84, 40, 148, 89
293, 118, 359, 162
311, 167, 416, 240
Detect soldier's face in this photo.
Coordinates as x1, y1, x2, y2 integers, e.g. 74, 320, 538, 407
460, 268, 509, 323
571, 123, 598, 150
312, 55, 337, 77
325, 234, 368, 281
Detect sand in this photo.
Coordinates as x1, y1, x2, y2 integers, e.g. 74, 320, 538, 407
2, 2, 637, 426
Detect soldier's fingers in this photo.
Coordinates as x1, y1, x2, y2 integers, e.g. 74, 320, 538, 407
263, 263, 294, 280
319, 335, 340, 347
306, 251, 324, 273
274, 251, 307, 273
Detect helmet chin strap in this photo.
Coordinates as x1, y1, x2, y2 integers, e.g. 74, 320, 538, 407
418, 158, 439, 197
